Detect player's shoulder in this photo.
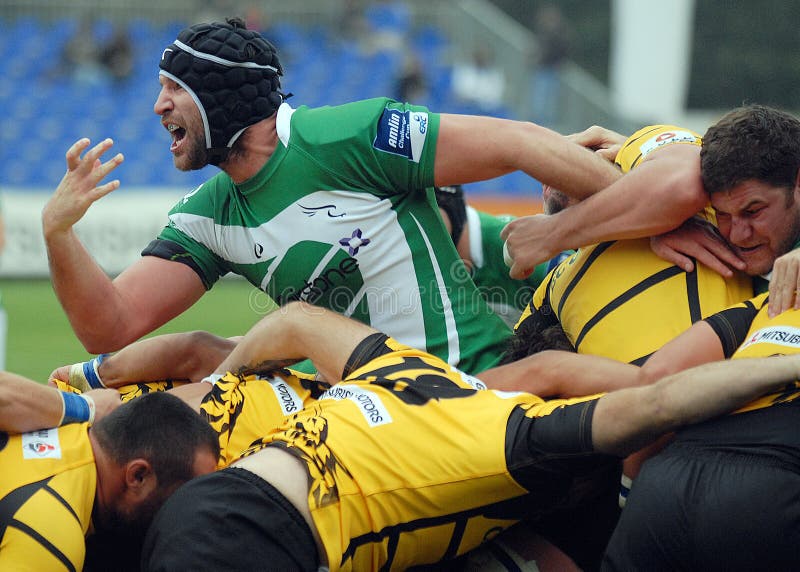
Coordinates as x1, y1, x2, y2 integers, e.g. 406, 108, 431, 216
615, 124, 702, 173
167, 172, 232, 215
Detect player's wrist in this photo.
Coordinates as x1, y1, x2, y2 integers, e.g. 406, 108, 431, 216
68, 354, 109, 392
59, 392, 96, 426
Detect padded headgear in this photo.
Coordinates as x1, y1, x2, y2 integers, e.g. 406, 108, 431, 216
434, 185, 468, 245
159, 18, 284, 165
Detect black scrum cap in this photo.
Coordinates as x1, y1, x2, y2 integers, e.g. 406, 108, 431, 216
159, 18, 284, 165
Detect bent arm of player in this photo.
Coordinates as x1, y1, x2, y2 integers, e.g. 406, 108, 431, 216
434, 114, 622, 200
479, 350, 641, 397
52, 331, 237, 391
501, 143, 709, 278
592, 353, 800, 457
215, 302, 380, 384
43, 138, 207, 353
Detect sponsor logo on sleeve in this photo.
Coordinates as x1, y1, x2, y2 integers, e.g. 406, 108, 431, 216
490, 390, 525, 400
373, 108, 428, 163
22, 428, 62, 460
320, 385, 393, 426
739, 326, 800, 351
639, 130, 699, 158
450, 367, 487, 391
268, 378, 305, 415
180, 184, 203, 205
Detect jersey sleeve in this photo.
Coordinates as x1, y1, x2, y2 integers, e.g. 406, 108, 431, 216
614, 125, 702, 174
142, 180, 232, 290
703, 293, 768, 358
286, 98, 439, 197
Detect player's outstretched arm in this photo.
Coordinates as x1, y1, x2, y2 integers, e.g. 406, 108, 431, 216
434, 114, 622, 200
479, 350, 640, 397
593, 354, 800, 457
51, 331, 237, 391
0, 371, 121, 432
215, 301, 379, 384
42, 138, 207, 353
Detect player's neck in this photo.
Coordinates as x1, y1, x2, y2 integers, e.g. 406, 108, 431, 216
221, 117, 279, 184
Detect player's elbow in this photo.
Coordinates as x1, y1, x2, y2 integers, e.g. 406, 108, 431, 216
179, 331, 237, 379
80, 333, 131, 355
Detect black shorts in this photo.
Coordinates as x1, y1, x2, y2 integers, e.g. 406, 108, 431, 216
602, 442, 800, 571
141, 467, 319, 572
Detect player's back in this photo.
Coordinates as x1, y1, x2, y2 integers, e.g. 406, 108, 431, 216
521, 238, 753, 364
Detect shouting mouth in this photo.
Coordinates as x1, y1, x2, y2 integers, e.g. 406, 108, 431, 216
166, 122, 186, 152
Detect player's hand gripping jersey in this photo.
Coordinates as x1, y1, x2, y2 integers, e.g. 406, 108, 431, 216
516, 125, 753, 364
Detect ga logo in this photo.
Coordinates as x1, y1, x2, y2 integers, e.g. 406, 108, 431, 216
22, 428, 62, 460
26, 441, 56, 456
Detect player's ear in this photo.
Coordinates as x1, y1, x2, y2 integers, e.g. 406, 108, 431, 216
124, 458, 157, 499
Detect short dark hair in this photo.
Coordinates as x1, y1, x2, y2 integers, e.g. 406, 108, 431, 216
500, 321, 575, 365
91, 392, 220, 489
701, 104, 800, 196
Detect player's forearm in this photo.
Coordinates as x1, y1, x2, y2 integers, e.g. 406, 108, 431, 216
480, 351, 639, 397
512, 122, 623, 200
99, 332, 236, 388
0, 372, 63, 431
45, 228, 132, 352
552, 151, 707, 251
594, 355, 800, 456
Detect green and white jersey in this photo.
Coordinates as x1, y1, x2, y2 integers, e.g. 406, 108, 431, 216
146, 98, 511, 373
467, 207, 552, 327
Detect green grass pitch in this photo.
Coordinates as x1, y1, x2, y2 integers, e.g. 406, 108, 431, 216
3, 278, 277, 383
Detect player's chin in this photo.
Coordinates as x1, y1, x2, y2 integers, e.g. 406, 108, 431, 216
741, 251, 774, 277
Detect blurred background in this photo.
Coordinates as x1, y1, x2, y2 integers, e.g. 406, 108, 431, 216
0, 0, 797, 378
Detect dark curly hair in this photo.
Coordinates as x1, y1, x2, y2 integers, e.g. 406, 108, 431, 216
701, 104, 800, 196
500, 316, 575, 365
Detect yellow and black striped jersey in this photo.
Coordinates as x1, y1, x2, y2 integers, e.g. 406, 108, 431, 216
674, 294, 800, 463
236, 335, 603, 571
515, 125, 752, 364
0, 424, 96, 571
706, 293, 800, 414
54, 371, 328, 469
199, 369, 329, 468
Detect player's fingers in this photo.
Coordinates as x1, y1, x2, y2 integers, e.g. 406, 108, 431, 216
769, 258, 800, 316
83, 138, 115, 166
91, 180, 121, 200
65, 138, 91, 170
652, 241, 694, 273
499, 219, 515, 241
509, 261, 533, 280
697, 232, 746, 271
93, 153, 124, 181
595, 147, 618, 162
690, 247, 736, 278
